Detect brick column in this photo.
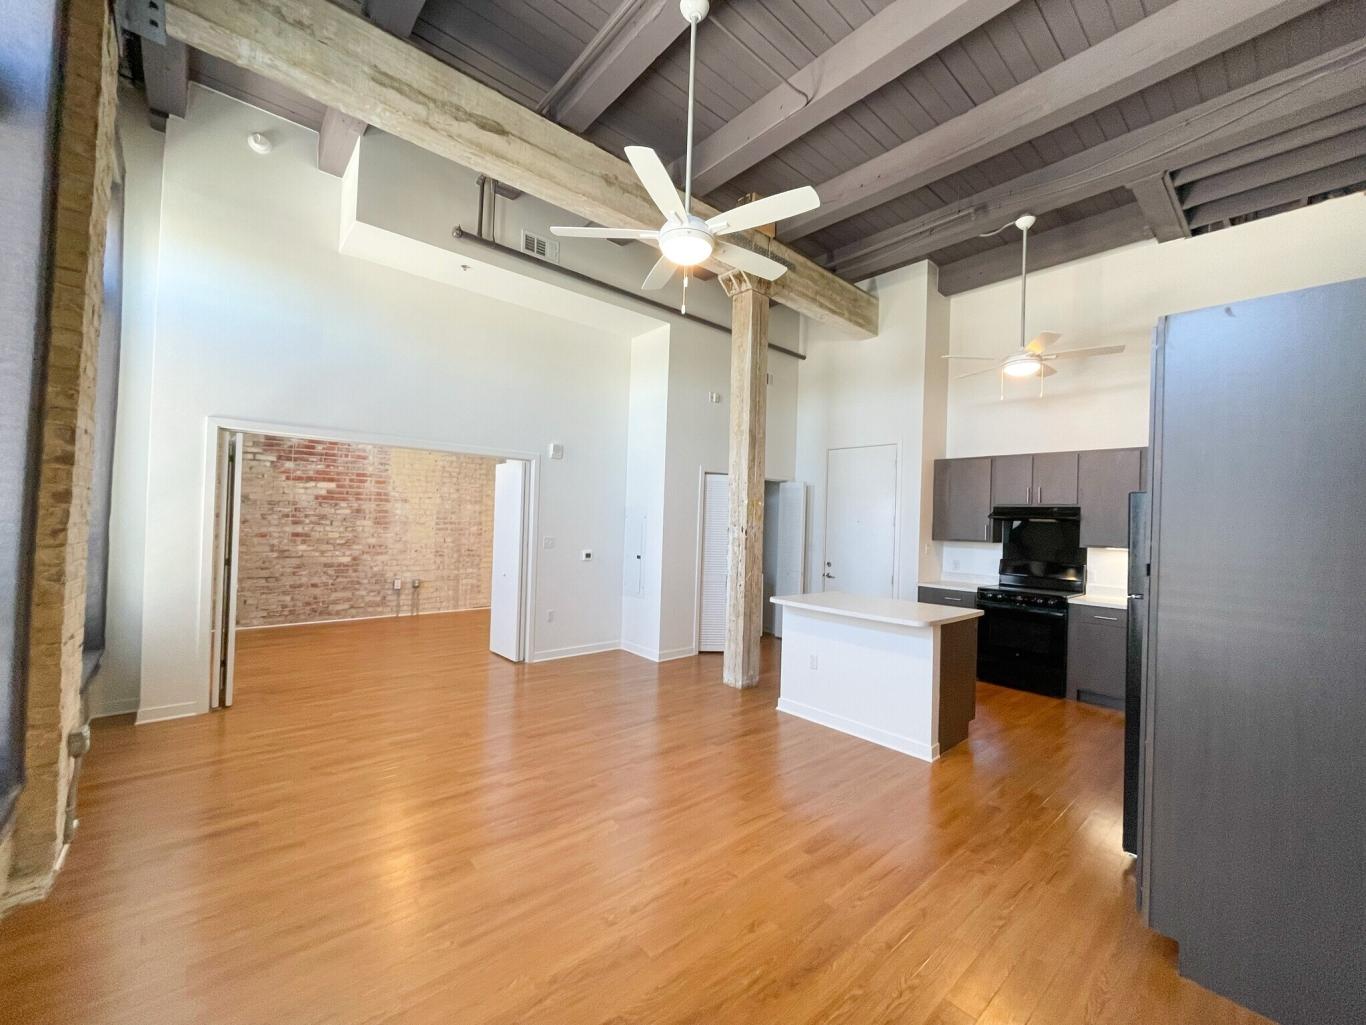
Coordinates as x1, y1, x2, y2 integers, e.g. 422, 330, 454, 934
4, 0, 119, 906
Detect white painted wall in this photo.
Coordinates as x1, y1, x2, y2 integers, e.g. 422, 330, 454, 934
939, 195, 1366, 591
104, 88, 638, 721
795, 262, 949, 600
95, 84, 802, 719
947, 194, 1366, 459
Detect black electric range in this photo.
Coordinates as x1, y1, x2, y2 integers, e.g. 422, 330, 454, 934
974, 506, 1086, 698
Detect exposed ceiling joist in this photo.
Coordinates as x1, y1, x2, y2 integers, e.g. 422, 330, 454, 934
318, 106, 367, 176
1172, 105, 1366, 185
683, 0, 1015, 197
1185, 155, 1366, 228
165, 0, 878, 337
1178, 126, 1366, 209
936, 205, 1152, 296
142, 37, 189, 130
362, 0, 427, 37
829, 39, 1366, 282
783, 0, 1329, 241
1129, 173, 1191, 242
539, 0, 685, 133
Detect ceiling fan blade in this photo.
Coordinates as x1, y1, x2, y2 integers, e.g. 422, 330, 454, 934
1042, 344, 1126, 359
957, 364, 1003, 380
942, 354, 1000, 360
550, 226, 658, 240
1038, 363, 1058, 377
625, 146, 686, 221
713, 241, 788, 280
706, 186, 820, 236
1025, 331, 1062, 354
641, 255, 676, 291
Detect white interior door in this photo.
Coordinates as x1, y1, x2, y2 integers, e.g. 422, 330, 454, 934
698, 472, 728, 652
772, 480, 807, 637
489, 459, 527, 661
823, 445, 897, 597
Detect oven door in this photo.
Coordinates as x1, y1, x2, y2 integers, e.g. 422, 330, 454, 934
975, 601, 1069, 697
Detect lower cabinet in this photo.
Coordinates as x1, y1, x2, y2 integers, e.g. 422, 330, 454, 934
1067, 604, 1127, 708
917, 585, 975, 608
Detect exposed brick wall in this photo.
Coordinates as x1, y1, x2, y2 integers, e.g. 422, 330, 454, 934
235, 436, 497, 627
4, 0, 118, 908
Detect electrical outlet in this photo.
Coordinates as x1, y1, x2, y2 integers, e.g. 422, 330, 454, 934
546, 609, 555, 623
411, 578, 421, 589
392, 578, 402, 591
809, 654, 818, 670
580, 549, 593, 561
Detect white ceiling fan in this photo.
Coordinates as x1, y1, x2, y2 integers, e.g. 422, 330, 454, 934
947, 214, 1125, 395
550, 0, 820, 301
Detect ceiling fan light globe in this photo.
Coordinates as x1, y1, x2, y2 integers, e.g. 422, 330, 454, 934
658, 223, 714, 267
1002, 357, 1042, 378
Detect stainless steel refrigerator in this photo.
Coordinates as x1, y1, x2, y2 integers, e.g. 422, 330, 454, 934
1137, 277, 1366, 1025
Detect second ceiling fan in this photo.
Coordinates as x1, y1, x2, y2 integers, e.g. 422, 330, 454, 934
551, 0, 820, 295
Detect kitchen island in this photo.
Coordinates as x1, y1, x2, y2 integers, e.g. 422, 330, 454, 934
770, 591, 983, 761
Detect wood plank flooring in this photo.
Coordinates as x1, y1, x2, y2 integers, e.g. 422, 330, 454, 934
0, 611, 1270, 1025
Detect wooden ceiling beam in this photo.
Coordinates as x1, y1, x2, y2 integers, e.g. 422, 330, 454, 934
539, 0, 686, 133
829, 39, 1366, 282
142, 37, 189, 131
164, 0, 878, 336
362, 0, 427, 38
1185, 155, 1366, 229
1129, 173, 1190, 242
1178, 126, 1366, 209
317, 106, 367, 176
935, 205, 1151, 296
1172, 105, 1366, 186
683, 0, 1015, 197
782, 0, 1328, 241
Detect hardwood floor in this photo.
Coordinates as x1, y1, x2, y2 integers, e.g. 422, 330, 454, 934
0, 610, 1269, 1025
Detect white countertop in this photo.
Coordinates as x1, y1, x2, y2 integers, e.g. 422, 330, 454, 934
771, 591, 984, 629
917, 576, 995, 593
1069, 590, 1128, 610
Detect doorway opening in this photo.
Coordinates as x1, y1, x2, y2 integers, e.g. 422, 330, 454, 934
207, 428, 531, 708
697, 473, 806, 651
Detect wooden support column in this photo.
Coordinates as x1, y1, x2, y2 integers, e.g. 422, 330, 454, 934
719, 271, 771, 689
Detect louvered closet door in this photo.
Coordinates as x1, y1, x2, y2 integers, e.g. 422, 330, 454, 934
698, 473, 728, 652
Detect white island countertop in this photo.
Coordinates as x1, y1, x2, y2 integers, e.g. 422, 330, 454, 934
771, 591, 983, 629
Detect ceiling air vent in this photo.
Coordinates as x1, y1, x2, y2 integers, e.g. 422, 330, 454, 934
520, 230, 559, 264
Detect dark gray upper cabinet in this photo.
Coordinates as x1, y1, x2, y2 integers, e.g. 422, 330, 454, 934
990, 454, 1033, 506
1078, 448, 1144, 548
1032, 451, 1079, 505
932, 458, 992, 542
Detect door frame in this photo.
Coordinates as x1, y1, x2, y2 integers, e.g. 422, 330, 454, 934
199, 417, 540, 706
692, 465, 795, 653
821, 442, 901, 596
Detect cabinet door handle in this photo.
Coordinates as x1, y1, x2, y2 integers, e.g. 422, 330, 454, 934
943, 595, 963, 602
1092, 614, 1119, 621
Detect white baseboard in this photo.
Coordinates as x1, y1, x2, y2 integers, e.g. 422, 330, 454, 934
531, 640, 621, 663
776, 697, 938, 762
135, 700, 201, 725
619, 641, 699, 663
88, 695, 140, 720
